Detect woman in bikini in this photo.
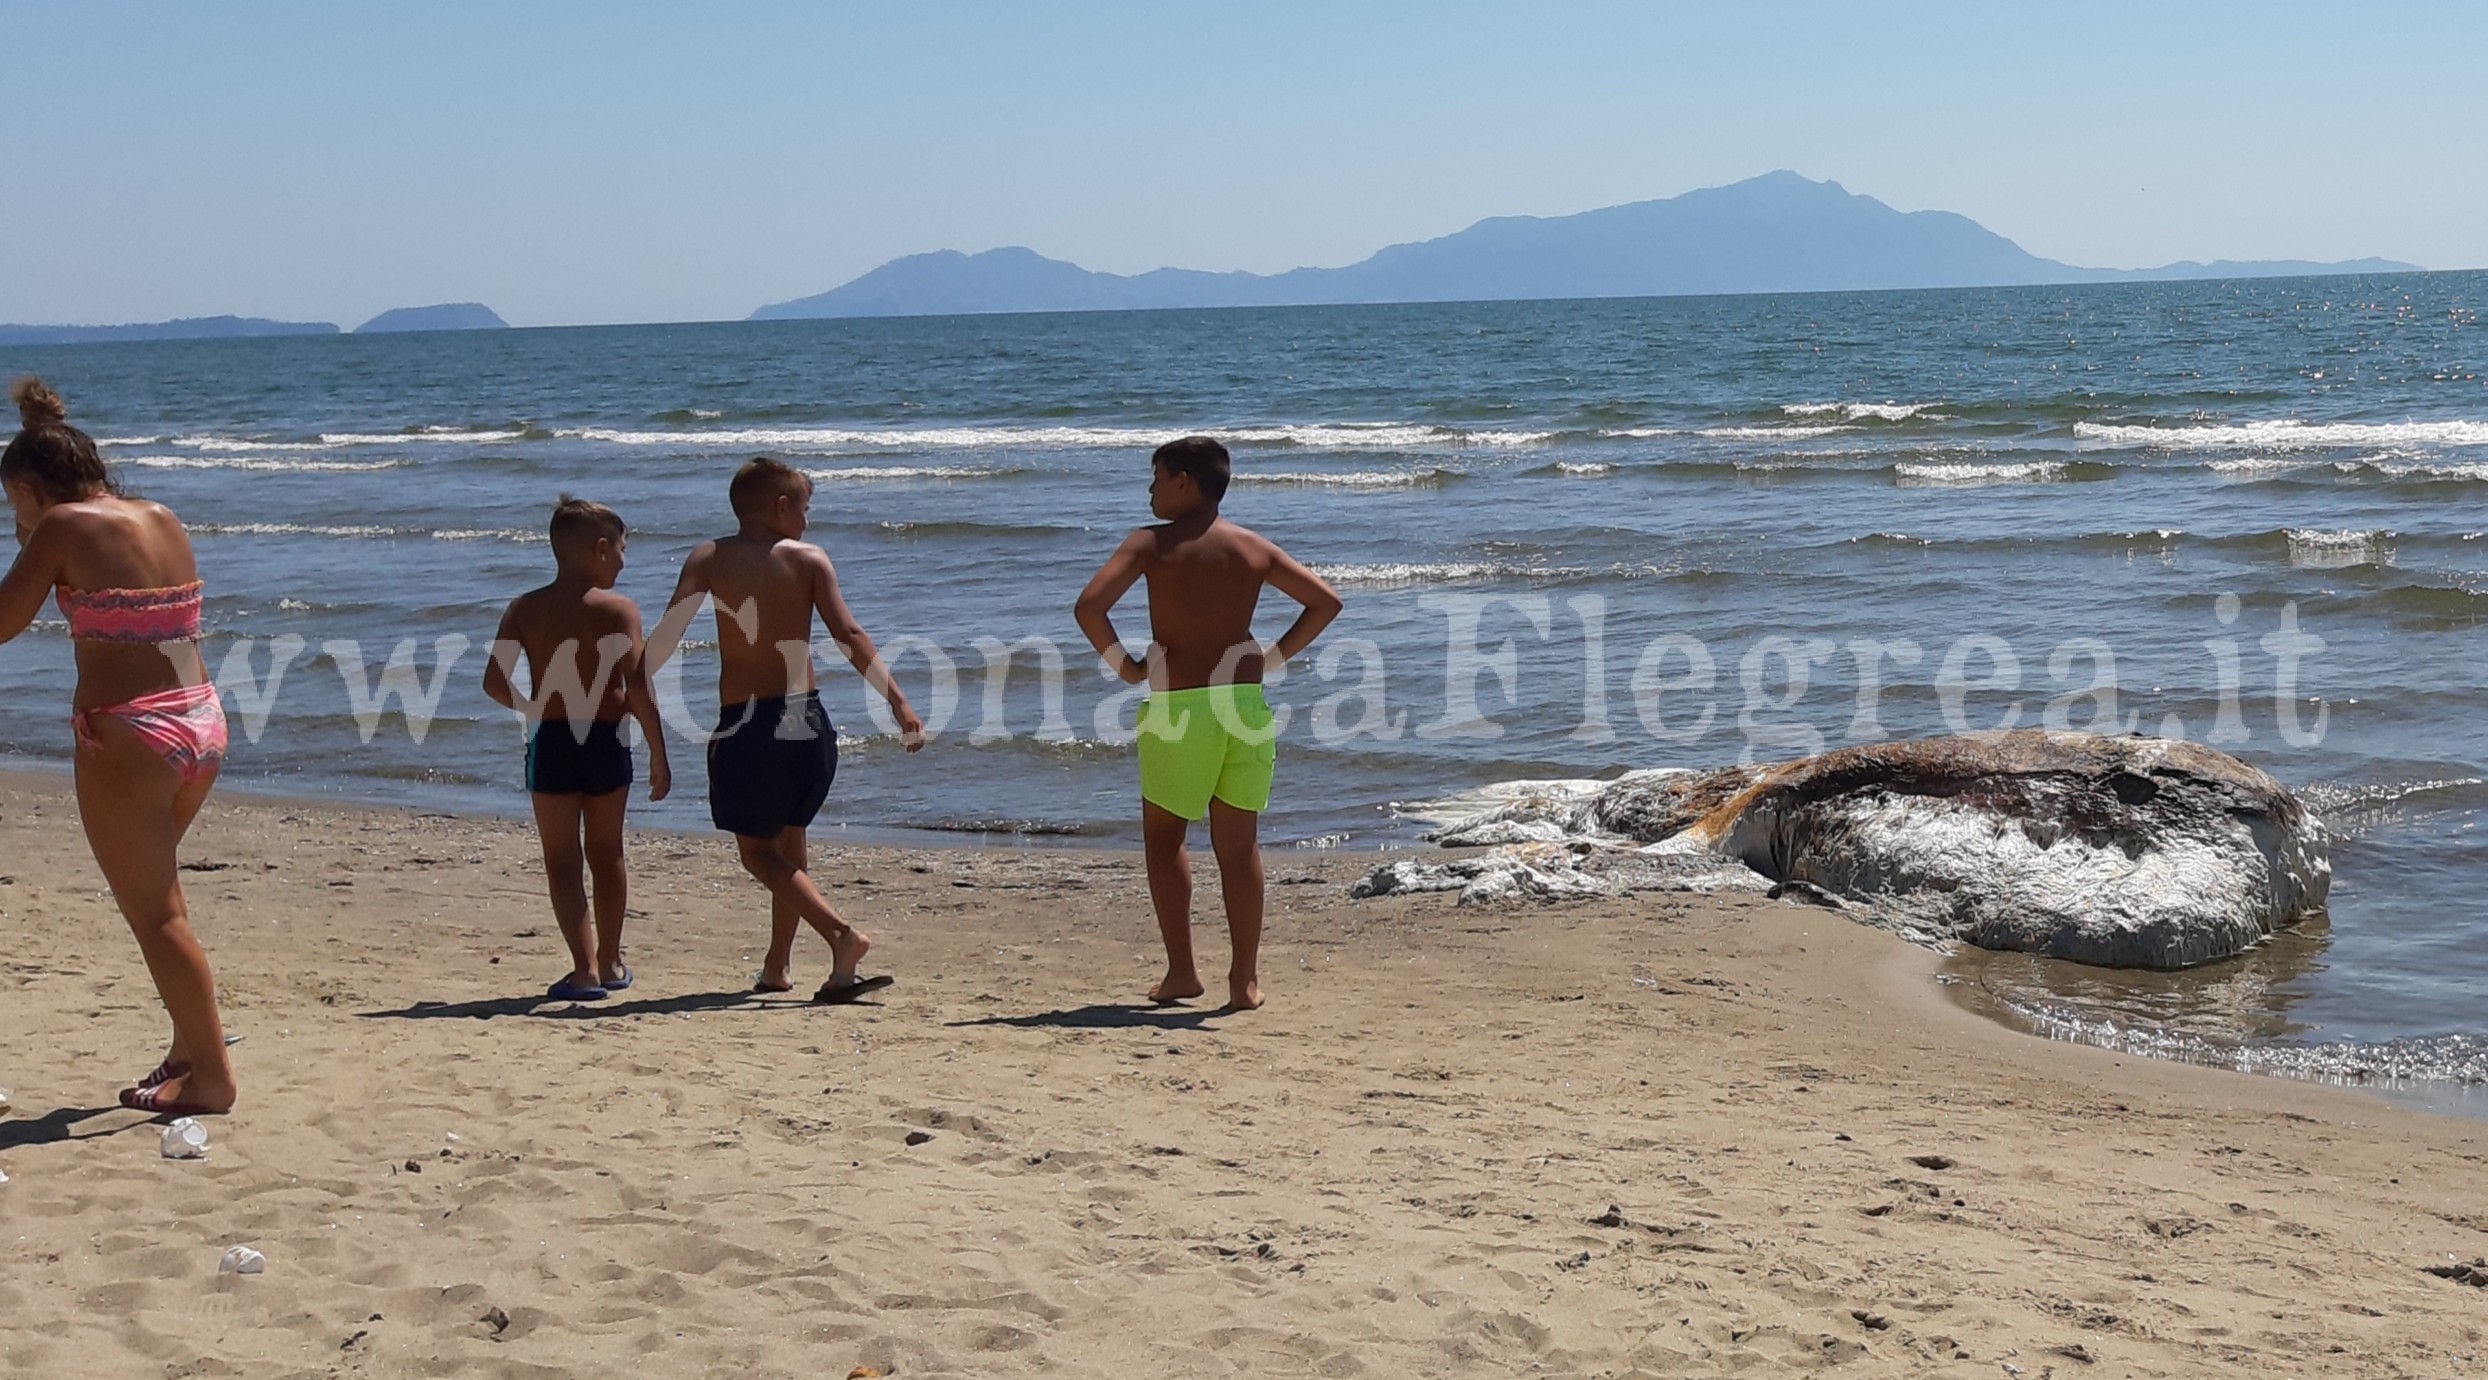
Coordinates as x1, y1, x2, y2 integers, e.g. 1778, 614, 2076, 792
0, 377, 234, 1115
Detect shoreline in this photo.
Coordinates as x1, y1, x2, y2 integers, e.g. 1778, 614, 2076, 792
9, 756, 2479, 1117
5, 771, 2487, 1373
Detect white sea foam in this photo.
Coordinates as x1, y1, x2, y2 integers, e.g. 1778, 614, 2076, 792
122, 456, 407, 473
1784, 401, 1937, 422
2346, 458, 2488, 483
432, 528, 544, 543
1551, 462, 1618, 476
321, 429, 527, 446
1696, 424, 1855, 440
2077, 419, 2488, 451
1231, 469, 1456, 489
2285, 528, 2393, 569
1893, 460, 2065, 486
194, 522, 401, 538
1313, 562, 1588, 587
2206, 456, 2313, 478
806, 465, 1020, 482
1453, 429, 1561, 449
552, 421, 1542, 453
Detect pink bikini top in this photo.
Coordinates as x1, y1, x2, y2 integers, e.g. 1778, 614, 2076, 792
56, 582, 206, 644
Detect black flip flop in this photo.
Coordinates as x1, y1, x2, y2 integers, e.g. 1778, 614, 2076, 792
812, 974, 895, 1005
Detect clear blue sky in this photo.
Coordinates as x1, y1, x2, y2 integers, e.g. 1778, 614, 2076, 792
5, 1, 2480, 327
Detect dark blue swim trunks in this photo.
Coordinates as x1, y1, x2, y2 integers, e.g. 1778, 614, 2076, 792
708, 692, 838, 838
526, 718, 634, 796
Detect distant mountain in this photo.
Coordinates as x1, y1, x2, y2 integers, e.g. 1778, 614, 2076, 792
0, 315, 339, 346
356, 302, 510, 334
752, 172, 2423, 320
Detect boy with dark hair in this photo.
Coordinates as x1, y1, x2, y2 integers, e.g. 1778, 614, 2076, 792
648, 458, 924, 1002
1074, 436, 1342, 1009
484, 496, 673, 1002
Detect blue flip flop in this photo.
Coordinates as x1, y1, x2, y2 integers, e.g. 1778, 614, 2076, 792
602, 965, 633, 992
545, 976, 608, 1002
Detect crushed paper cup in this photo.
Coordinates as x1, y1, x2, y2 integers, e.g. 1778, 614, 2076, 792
160, 1117, 210, 1160
0, 1167, 11, 1186
0, 1086, 12, 1114
218, 1245, 265, 1275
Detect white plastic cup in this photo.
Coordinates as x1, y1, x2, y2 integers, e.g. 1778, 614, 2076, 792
218, 1245, 265, 1275
160, 1118, 210, 1160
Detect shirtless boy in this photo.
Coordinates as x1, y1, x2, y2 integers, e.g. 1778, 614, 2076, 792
483, 497, 672, 1002
1074, 436, 1342, 1010
648, 458, 923, 1002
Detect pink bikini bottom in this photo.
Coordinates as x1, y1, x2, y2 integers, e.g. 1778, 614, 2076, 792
72, 683, 229, 784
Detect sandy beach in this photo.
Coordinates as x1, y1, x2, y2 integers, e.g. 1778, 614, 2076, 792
1, 768, 2484, 1378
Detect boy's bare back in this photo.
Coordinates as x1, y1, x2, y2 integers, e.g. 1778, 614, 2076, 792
681, 533, 845, 704
498, 584, 642, 723
1126, 517, 1327, 690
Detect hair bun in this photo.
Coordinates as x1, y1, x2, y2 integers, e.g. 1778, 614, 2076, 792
10, 376, 66, 431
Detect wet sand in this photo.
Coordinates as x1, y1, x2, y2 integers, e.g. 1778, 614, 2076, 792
2, 769, 2485, 1377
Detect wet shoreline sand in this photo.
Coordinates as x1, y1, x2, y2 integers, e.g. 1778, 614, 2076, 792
3, 770, 2485, 1376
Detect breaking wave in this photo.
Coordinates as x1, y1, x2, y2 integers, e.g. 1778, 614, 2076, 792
2076, 418, 2488, 451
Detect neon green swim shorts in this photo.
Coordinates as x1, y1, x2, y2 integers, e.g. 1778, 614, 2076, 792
1137, 684, 1276, 819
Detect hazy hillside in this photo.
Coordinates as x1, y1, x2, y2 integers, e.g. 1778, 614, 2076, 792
753, 172, 2421, 320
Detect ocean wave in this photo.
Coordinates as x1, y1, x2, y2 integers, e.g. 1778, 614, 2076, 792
193, 522, 404, 538
2284, 528, 2394, 569
550, 421, 1551, 453
1892, 460, 2094, 486
1783, 401, 1939, 422
806, 465, 1029, 482
1231, 468, 1461, 489
871, 519, 1082, 539
2205, 456, 2313, 478
1994, 997, 2488, 1091
135, 428, 527, 452
322, 428, 529, 445
1312, 561, 1590, 588
2297, 776, 2488, 832
432, 528, 545, 543
2340, 457, 2488, 484
2331, 582, 2488, 629
903, 817, 1108, 837
1694, 424, 1855, 440
1847, 527, 2185, 556
1218, 422, 1548, 450
1519, 460, 1622, 478
2076, 418, 2488, 451
121, 455, 409, 472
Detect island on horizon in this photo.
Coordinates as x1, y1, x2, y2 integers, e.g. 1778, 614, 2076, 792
752, 171, 2425, 321
355, 302, 510, 334
0, 315, 339, 346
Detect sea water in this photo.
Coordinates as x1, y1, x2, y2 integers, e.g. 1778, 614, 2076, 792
3, 274, 2484, 1091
